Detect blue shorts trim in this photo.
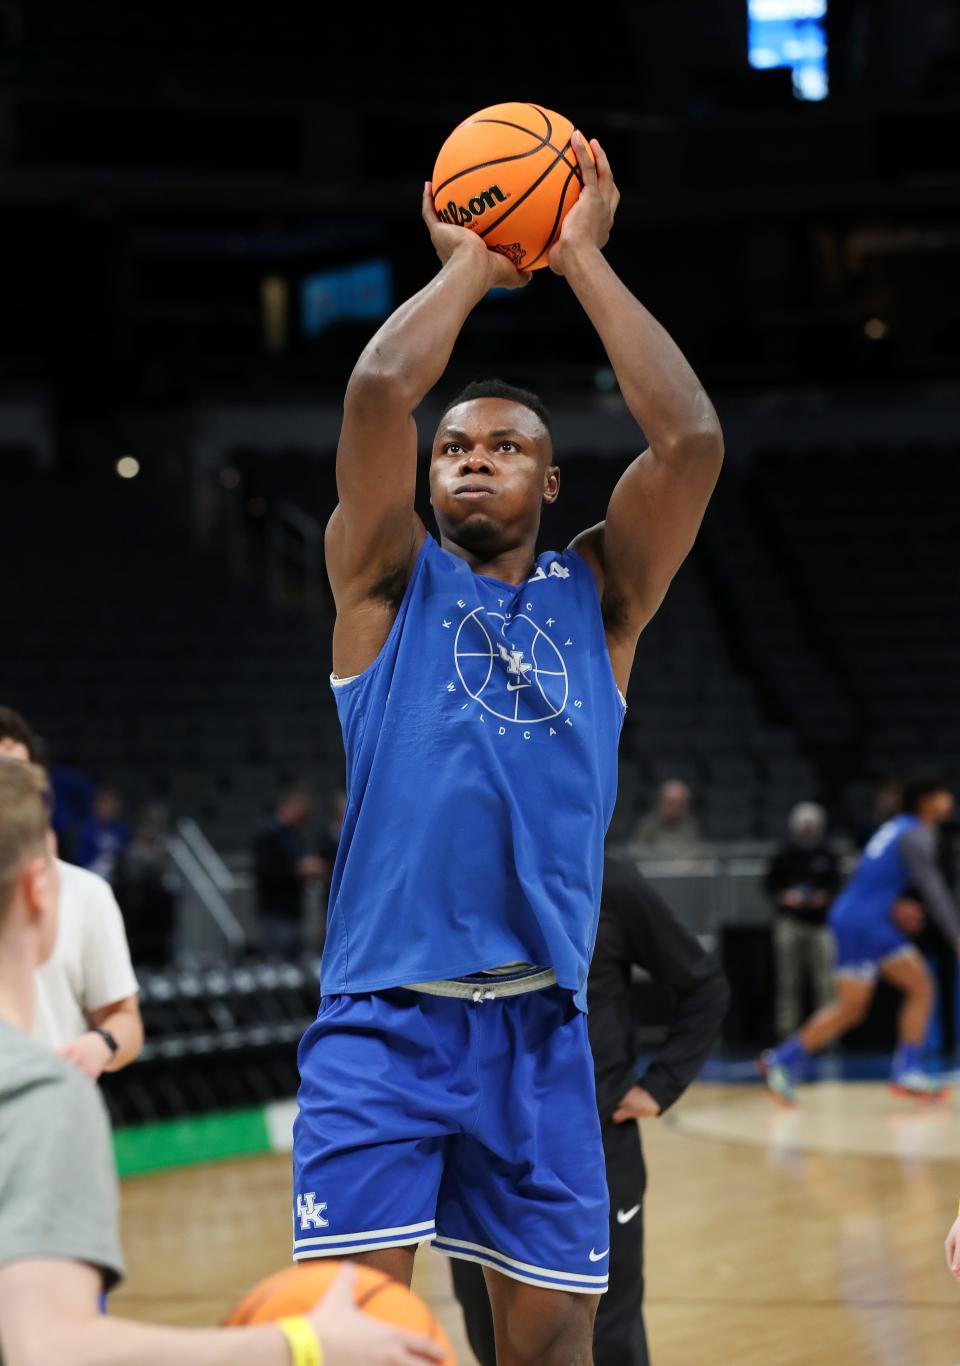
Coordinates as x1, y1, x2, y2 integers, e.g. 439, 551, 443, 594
433, 1236, 609, 1294
294, 1220, 436, 1258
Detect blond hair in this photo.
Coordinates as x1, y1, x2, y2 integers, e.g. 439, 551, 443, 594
0, 757, 50, 922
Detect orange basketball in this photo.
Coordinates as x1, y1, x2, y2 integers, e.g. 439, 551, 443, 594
222, 1259, 457, 1363
432, 101, 595, 272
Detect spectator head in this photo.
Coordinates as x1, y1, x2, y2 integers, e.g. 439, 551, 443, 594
902, 772, 954, 824
278, 786, 313, 827
658, 779, 691, 824
0, 707, 40, 765
788, 801, 826, 846
93, 786, 123, 823
0, 757, 59, 965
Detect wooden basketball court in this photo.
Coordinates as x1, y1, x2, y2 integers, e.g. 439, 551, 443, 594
110, 1081, 960, 1364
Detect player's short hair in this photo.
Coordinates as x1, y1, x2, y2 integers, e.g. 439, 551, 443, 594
440, 378, 554, 444
0, 757, 51, 923
0, 706, 41, 763
902, 771, 952, 813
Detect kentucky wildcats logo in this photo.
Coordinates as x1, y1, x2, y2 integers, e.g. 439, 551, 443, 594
440, 560, 585, 741
297, 1193, 329, 1230
454, 608, 569, 723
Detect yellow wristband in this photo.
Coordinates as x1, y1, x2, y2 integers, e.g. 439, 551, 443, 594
278, 1315, 323, 1366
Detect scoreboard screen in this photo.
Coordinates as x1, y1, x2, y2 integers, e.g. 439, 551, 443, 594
748, 0, 828, 102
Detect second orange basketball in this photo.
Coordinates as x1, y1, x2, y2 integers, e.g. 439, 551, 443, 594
432, 102, 595, 272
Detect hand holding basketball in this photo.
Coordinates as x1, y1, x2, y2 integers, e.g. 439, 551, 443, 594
548, 132, 620, 277
422, 181, 532, 292
306, 1262, 449, 1365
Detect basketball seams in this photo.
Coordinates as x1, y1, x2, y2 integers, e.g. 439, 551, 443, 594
527, 102, 553, 143
354, 1270, 395, 1310
469, 120, 572, 166
477, 136, 576, 243
356, 1279, 435, 1330
523, 164, 581, 270
434, 116, 576, 199
433, 124, 548, 198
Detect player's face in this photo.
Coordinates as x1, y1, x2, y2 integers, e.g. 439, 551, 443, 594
429, 399, 559, 550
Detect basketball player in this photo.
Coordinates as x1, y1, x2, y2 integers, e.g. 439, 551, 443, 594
0, 706, 144, 1079
292, 129, 724, 1365
758, 773, 960, 1105
0, 757, 445, 1366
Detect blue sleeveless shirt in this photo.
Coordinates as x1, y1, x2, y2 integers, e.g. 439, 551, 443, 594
322, 533, 626, 1011
828, 813, 921, 927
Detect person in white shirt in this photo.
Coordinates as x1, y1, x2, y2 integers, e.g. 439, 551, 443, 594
0, 707, 143, 1078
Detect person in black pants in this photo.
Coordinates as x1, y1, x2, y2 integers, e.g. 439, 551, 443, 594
450, 854, 730, 1365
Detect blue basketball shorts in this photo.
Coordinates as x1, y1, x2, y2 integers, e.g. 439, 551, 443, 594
292, 983, 610, 1295
831, 915, 916, 982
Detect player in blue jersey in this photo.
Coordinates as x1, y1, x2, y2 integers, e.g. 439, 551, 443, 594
759, 773, 960, 1106
292, 130, 723, 1365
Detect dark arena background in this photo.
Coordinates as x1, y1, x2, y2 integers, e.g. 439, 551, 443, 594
2, 3, 960, 1362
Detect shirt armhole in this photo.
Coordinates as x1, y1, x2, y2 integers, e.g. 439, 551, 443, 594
565, 545, 628, 713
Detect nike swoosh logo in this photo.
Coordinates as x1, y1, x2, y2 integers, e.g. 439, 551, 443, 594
588, 1248, 609, 1262
506, 681, 529, 691
617, 1205, 641, 1225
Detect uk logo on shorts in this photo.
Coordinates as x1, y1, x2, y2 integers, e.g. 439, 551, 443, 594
297, 1193, 329, 1230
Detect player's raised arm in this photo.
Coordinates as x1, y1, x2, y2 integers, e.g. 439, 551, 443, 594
549, 131, 723, 676
325, 185, 531, 609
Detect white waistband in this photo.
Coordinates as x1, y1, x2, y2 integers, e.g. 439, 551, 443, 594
402, 967, 558, 1000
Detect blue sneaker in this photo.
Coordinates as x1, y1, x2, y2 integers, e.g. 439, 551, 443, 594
889, 1069, 949, 1102
757, 1050, 798, 1107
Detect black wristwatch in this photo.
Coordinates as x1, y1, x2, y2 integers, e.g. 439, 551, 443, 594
92, 1027, 119, 1058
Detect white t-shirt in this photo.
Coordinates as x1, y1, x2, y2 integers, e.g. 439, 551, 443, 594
31, 860, 140, 1050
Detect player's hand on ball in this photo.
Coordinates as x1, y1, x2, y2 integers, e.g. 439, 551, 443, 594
57, 1030, 113, 1080
308, 1261, 447, 1364
422, 181, 531, 292
612, 1084, 662, 1122
945, 1215, 960, 1281
548, 131, 619, 277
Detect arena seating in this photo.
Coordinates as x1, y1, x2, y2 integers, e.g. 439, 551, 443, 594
742, 441, 960, 826
1, 464, 342, 852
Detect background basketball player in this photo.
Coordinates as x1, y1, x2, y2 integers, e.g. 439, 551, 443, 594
759, 773, 960, 1104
